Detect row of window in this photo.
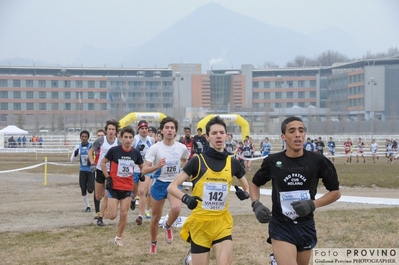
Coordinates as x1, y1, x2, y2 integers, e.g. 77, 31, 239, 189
110, 81, 173, 88
253, 102, 317, 108
0, 102, 107, 111
252, 80, 317, 89
253, 91, 317, 99
0, 79, 107, 88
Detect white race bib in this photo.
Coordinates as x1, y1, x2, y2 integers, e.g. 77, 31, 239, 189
202, 182, 228, 210
116, 159, 134, 178
279, 190, 311, 220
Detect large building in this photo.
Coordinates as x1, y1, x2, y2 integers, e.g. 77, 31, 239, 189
1, 57, 398, 134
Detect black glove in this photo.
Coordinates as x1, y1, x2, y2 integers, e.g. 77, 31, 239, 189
74, 148, 79, 157
105, 177, 113, 191
234, 185, 249, 200
291, 200, 315, 217
90, 164, 97, 172
138, 173, 145, 182
181, 194, 202, 210
252, 201, 272, 223
138, 144, 145, 151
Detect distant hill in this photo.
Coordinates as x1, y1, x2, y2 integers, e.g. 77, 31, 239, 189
1, 3, 362, 69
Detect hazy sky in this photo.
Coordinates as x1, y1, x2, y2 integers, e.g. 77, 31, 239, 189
0, 0, 398, 65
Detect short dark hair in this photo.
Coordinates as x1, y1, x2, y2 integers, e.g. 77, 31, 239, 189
205, 116, 226, 135
80, 130, 90, 138
120, 126, 135, 137
104, 119, 120, 132
281, 116, 305, 134
197, 128, 202, 132
160, 116, 178, 132
184, 127, 191, 131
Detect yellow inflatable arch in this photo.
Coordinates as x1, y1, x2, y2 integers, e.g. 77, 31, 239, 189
197, 114, 250, 141
119, 112, 167, 128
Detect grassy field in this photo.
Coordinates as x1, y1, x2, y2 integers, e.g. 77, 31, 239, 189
0, 152, 399, 265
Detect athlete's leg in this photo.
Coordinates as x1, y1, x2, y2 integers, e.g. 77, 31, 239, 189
107, 195, 119, 220
138, 176, 151, 217
166, 192, 182, 226
150, 197, 165, 242
272, 239, 303, 265
191, 252, 210, 265
116, 196, 131, 237
212, 239, 233, 265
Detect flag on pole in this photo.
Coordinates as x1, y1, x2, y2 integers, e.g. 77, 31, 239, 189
108, 92, 114, 102
78, 92, 82, 103
94, 91, 98, 101
121, 93, 126, 102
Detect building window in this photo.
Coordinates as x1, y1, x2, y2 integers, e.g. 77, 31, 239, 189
100, 81, 107, 88
298, 92, 305, 98
39, 80, 46, 87
163, 103, 172, 108
253, 92, 260, 99
51, 103, 59, 110
100, 103, 107, 110
298, 81, 305, 88
287, 102, 294, 108
26, 80, 33, 87
287, 92, 294, 98
287, 81, 293, 88
26, 103, 34, 110
39, 91, 46, 99
51, 92, 58, 99
100, 92, 107, 99
0, 80, 7, 87
51, 80, 58, 88
64, 80, 71, 88
88, 92, 94, 99
13, 91, 21, 99
88, 103, 94, 110
275, 92, 282, 99
264, 81, 270, 88
298, 102, 305, 107
310, 80, 316, 87
13, 80, 21, 87
88, 81, 95, 88
76, 103, 83, 111
1, 103, 8, 110
264, 92, 270, 99
26, 91, 34, 99
39, 103, 47, 110
76, 81, 83, 88
0, 91, 8, 98
275, 81, 283, 88
65, 103, 71, 110
13, 103, 21, 110
310, 91, 316, 98
64, 92, 71, 99
252, 82, 259, 89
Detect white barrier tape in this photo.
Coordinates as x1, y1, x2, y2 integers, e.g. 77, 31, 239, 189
47, 162, 77, 167
0, 163, 45, 174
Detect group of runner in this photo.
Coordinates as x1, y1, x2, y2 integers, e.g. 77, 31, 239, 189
71, 116, 341, 265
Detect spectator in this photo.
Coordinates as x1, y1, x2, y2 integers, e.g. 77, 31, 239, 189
17, 137, 22, 147
38, 136, 43, 148
22, 136, 27, 148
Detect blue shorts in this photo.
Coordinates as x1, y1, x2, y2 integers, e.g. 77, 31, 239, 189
150, 179, 183, 201
133, 172, 153, 183
329, 150, 335, 155
268, 217, 317, 251
262, 151, 270, 156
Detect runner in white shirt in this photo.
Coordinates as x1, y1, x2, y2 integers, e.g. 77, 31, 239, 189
370, 139, 379, 163
142, 116, 189, 254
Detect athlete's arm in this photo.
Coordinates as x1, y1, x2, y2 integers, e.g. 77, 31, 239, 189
167, 170, 190, 201
314, 190, 341, 208
100, 157, 110, 177
141, 159, 166, 174
180, 158, 188, 168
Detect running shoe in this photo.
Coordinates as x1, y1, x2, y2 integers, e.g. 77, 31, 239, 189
85, 207, 91, 212
114, 237, 123, 247
164, 223, 173, 244
94, 212, 100, 219
270, 253, 277, 265
130, 199, 136, 211
97, 217, 105, 227
145, 210, 151, 219
149, 242, 157, 254
136, 215, 143, 226
182, 247, 192, 265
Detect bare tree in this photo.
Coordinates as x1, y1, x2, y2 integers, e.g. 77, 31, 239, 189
317, 50, 349, 66
261, 61, 279, 68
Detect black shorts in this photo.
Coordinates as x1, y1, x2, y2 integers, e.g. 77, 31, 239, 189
268, 217, 317, 251
107, 189, 132, 200
95, 169, 107, 184
79, 171, 94, 194
189, 235, 232, 254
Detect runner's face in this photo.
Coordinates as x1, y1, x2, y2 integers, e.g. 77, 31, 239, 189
139, 126, 148, 137
281, 120, 305, 152
206, 124, 226, 151
161, 122, 176, 140
80, 134, 89, 144
121, 132, 133, 148
106, 125, 117, 138
97, 133, 104, 138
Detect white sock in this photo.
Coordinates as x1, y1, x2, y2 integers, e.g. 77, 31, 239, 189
83, 195, 90, 208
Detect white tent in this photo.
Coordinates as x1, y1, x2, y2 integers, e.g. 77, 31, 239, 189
0, 125, 29, 135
